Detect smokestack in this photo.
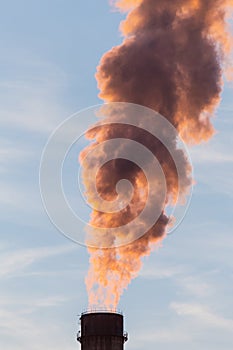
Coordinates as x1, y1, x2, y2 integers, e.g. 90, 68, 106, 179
77, 310, 128, 350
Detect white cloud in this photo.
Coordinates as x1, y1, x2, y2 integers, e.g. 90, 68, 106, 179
0, 295, 69, 309
0, 244, 77, 279
171, 302, 233, 332
190, 147, 233, 164
0, 56, 67, 134
139, 261, 215, 299
0, 181, 40, 212
139, 262, 184, 280
0, 305, 75, 350
133, 328, 191, 344
0, 140, 32, 174
176, 275, 213, 298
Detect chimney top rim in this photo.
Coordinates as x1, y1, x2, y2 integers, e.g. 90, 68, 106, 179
80, 308, 123, 316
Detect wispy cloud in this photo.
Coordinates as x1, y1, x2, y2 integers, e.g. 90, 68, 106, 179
139, 261, 214, 297
171, 302, 233, 332
139, 262, 184, 280
0, 244, 77, 279
0, 55, 67, 134
190, 147, 233, 164
0, 304, 75, 350
0, 140, 32, 174
176, 275, 214, 298
0, 181, 41, 214
0, 295, 70, 309
133, 327, 191, 344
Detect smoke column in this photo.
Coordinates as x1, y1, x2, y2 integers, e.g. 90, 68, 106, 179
80, 0, 233, 308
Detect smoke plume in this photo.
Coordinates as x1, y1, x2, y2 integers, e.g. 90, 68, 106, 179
80, 0, 233, 308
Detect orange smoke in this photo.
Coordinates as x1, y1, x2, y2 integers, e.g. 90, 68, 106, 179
80, 0, 233, 308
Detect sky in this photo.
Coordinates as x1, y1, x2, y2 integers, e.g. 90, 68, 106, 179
0, 1, 233, 349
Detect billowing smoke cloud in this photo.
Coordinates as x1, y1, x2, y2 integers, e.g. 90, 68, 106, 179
80, 0, 233, 308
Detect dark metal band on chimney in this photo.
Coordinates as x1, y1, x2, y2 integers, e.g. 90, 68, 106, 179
77, 310, 128, 350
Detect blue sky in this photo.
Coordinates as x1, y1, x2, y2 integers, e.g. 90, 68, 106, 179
0, 1, 233, 349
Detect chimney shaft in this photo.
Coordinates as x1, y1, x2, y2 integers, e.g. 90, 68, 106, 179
77, 311, 128, 350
